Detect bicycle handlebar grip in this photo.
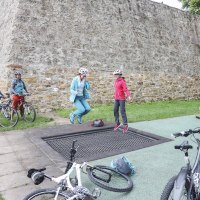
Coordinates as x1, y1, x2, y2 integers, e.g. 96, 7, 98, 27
172, 132, 183, 138
192, 129, 200, 134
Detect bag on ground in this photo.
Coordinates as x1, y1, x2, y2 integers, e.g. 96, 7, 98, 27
111, 156, 136, 176
91, 119, 104, 127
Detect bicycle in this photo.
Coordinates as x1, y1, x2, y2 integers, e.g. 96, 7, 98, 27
160, 128, 200, 200
13, 93, 36, 122
23, 140, 133, 200
0, 95, 18, 128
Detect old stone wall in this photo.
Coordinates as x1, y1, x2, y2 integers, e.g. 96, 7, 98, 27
0, 0, 20, 91
0, 0, 200, 112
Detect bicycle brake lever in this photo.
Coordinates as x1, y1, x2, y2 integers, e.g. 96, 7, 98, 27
38, 168, 46, 172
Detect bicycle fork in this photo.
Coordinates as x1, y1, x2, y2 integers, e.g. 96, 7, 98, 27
173, 150, 191, 200
54, 186, 62, 200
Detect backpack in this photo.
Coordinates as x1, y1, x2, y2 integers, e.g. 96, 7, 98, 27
91, 119, 104, 127
111, 156, 136, 176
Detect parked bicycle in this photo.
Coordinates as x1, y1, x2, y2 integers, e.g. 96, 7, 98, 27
16, 93, 36, 122
15, 93, 36, 122
24, 140, 133, 200
160, 128, 200, 200
0, 95, 18, 128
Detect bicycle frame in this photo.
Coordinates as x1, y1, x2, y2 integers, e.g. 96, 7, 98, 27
46, 162, 95, 200
52, 162, 87, 188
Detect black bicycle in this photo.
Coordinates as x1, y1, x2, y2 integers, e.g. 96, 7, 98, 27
160, 128, 200, 200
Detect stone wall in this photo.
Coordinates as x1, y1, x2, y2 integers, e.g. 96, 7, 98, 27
0, 0, 200, 112
0, 0, 20, 91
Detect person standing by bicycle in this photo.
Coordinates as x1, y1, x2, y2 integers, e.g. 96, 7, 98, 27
113, 69, 131, 133
10, 70, 29, 119
69, 67, 91, 124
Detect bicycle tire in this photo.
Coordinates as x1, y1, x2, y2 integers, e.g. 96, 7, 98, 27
0, 106, 19, 128
160, 176, 190, 200
23, 103, 36, 122
23, 188, 69, 200
87, 165, 133, 192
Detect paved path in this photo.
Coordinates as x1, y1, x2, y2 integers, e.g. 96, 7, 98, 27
0, 113, 70, 200
0, 115, 200, 200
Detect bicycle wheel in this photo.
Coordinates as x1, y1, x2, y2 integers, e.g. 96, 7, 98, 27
24, 103, 36, 122
160, 176, 188, 200
87, 165, 133, 192
23, 188, 69, 200
0, 106, 18, 128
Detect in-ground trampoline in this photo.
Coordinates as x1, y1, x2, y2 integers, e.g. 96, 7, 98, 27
42, 126, 171, 163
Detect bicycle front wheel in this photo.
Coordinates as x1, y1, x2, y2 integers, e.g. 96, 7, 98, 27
0, 107, 18, 128
23, 188, 69, 200
24, 103, 36, 122
160, 176, 188, 200
87, 165, 133, 192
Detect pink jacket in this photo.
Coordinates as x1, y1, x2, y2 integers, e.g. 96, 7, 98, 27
114, 77, 131, 100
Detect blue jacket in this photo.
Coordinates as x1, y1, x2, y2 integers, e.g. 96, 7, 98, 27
69, 76, 91, 103
11, 79, 28, 95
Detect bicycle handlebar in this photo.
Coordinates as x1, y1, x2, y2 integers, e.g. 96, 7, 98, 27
172, 129, 200, 138
16, 93, 30, 97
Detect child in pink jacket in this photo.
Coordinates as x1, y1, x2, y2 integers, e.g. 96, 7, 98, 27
113, 69, 131, 133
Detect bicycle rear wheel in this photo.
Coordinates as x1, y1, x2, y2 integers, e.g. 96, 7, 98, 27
0, 106, 18, 128
87, 165, 133, 192
24, 103, 36, 122
23, 188, 69, 200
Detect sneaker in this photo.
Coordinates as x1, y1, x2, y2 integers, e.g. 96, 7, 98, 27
69, 113, 75, 124
77, 115, 82, 124
114, 124, 121, 131
123, 124, 128, 133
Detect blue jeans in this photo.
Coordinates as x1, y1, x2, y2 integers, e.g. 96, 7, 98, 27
73, 96, 91, 118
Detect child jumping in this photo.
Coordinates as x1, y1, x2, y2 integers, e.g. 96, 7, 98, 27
113, 69, 131, 133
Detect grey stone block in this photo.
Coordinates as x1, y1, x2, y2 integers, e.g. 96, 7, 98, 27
0, 161, 23, 177
0, 153, 17, 164
0, 171, 31, 191
2, 184, 40, 200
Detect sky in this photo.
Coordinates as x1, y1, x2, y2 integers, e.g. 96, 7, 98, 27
151, 0, 182, 9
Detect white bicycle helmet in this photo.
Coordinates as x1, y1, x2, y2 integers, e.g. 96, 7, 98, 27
79, 67, 88, 75
14, 70, 22, 75
113, 69, 122, 75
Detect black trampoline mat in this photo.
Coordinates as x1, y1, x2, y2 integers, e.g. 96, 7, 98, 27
43, 127, 171, 163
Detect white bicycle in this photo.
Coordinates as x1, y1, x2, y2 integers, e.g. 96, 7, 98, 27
23, 141, 133, 200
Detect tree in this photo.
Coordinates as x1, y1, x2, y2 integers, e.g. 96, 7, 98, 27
178, 0, 200, 15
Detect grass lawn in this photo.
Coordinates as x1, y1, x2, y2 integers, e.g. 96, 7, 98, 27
0, 194, 4, 200
0, 115, 53, 132
55, 99, 200, 123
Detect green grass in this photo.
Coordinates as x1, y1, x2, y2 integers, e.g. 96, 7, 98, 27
0, 194, 4, 200
0, 115, 53, 132
55, 99, 200, 123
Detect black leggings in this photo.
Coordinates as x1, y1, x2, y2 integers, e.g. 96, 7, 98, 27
114, 99, 128, 125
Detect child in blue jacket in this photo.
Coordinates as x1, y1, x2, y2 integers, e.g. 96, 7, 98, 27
69, 68, 91, 124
